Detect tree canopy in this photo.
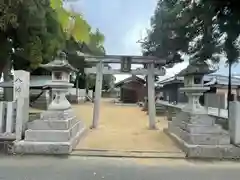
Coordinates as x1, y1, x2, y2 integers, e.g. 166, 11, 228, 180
0, 0, 106, 80
142, 0, 240, 107
142, 0, 240, 67
50, 0, 91, 43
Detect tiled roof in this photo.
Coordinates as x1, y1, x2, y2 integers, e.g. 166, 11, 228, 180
157, 74, 240, 86
114, 75, 145, 87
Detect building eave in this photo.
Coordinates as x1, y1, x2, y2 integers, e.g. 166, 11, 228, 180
114, 75, 145, 87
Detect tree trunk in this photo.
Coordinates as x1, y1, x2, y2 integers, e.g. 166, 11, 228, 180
227, 62, 232, 118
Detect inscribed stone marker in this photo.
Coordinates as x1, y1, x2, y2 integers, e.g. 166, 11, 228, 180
14, 70, 30, 140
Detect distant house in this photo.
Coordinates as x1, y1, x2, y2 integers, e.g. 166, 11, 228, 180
114, 75, 146, 103
157, 74, 240, 108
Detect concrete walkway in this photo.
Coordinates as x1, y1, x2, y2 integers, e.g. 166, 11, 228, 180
2, 156, 240, 180
72, 99, 183, 157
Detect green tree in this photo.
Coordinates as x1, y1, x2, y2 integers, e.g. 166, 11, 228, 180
65, 29, 108, 90
0, 0, 107, 94
0, 0, 66, 79
88, 29, 105, 55
174, 0, 240, 109
50, 0, 91, 43
0, 0, 22, 78
143, 0, 240, 109
0, 0, 101, 80
142, 0, 221, 67
11, 0, 67, 74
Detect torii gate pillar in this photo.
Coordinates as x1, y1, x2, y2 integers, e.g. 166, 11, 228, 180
92, 61, 103, 128
147, 63, 156, 129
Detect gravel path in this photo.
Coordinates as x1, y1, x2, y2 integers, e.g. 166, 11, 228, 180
73, 99, 181, 153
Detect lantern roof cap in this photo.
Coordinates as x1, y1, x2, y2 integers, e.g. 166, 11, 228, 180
40, 51, 76, 72
178, 61, 215, 76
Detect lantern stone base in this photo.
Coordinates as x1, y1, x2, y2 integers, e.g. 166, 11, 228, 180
13, 109, 86, 154
163, 111, 240, 159
168, 121, 230, 145
164, 127, 240, 159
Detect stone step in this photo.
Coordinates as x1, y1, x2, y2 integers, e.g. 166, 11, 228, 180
172, 117, 182, 125
173, 112, 189, 126
175, 111, 188, 120
180, 121, 222, 134
156, 106, 166, 110
183, 114, 215, 125
168, 122, 230, 145
27, 116, 77, 130
185, 144, 240, 159
186, 131, 230, 145
13, 126, 86, 154
164, 128, 240, 159
40, 109, 75, 120
176, 112, 216, 126
25, 121, 83, 142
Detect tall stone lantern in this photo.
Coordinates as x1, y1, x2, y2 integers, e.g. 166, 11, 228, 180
14, 52, 86, 155
167, 62, 231, 158
41, 51, 75, 110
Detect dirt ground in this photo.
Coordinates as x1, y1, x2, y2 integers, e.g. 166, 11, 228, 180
73, 98, 181, 152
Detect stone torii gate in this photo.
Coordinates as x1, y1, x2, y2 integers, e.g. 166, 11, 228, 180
83, 55, 166, 129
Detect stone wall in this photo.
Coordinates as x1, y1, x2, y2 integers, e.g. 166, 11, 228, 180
157, 101, 229, 130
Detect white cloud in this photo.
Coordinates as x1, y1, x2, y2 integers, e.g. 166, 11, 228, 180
158, 61, 189, 81
113, 23, 147, 82
121, 23, 147, 55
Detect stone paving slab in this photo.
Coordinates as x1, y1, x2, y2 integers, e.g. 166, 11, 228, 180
72, 149, 185, 158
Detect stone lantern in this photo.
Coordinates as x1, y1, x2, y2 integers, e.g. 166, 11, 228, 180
14, 52, 86, 155
166, 61, 231, 158
41, 51, 75, 110
179, 62, 214, 113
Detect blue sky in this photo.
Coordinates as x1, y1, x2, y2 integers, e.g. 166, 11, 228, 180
71, 0, 157, 55
70, 0, 240, 82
